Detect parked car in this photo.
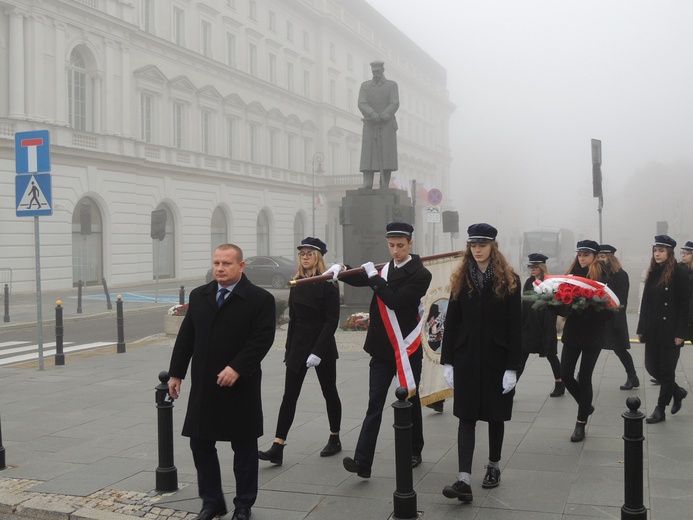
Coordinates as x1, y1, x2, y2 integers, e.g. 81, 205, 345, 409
243, 256, 297, 289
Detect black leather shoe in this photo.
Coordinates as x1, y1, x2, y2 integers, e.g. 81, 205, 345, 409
258, 442, 284, 465
650, 378, 660, 385
343, 456, 371, 478
426, 401, 444, 413
411, 455, 422, 468
481, 466, 501, 488
230, 508, 251, 520
570, 422, 586, 442
550, 381, 565, 397
442, 480, 473, 502
193, 506, 228, 520
320, 435, 342, 457
672, 388, 687, 415
646, 406, 666, 424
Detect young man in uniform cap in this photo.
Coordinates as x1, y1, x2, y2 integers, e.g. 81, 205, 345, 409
328, 222, 431, 477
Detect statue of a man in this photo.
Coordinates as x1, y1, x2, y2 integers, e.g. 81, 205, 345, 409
358, 61, 399, 189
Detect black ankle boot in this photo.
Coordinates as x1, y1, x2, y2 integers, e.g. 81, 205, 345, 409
550, 381, 565, 397
570, 422, 586, 442
258, 442, 284, 465
646, 406, 666, 424
320, 434, 342, 457
620, 374, 640, 390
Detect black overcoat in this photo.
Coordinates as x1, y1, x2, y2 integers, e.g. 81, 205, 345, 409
440, 273, 522, 422
168, 274, 276, 441
603, 268, 631, 350
521, 276, 558, 356
560, 266, 610, 349
284, 280, 340, 373
358, 78, 399, 172
343, 255, 431, 362
637, 263, 690, 343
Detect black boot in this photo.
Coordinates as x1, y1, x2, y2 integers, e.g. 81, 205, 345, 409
320, 434, 342, 457
570, 422, 586, 442
550, 381, 565, 397
620, 373, 640, 390
258, 442, 284, 465
672, 387, 687, 415
646, 406, 666, 424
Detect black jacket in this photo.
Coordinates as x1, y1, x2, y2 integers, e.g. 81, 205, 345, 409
637, 263, 690, 343
603, 268, 631, 350
560, 264, 610, 349
521, 276, 558, 356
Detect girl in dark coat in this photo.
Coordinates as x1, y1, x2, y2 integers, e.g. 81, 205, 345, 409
441, 223, 521, 503
637, 235, 690, 424
560, 240, 610, 443
519, 253, 562, 397
680, 241, 693, 341
258, 237, 342, 465
598, 245, 638, 390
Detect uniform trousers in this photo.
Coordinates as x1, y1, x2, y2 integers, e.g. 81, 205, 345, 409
560, 344, 601, 422
275, 359, 342, 440
190, 437, 258, 511
457, 420, 504, 473
645, 340, 683, 408
354, 354, 423, 467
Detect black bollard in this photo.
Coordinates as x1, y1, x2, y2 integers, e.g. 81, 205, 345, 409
3, 284, 9, 323
0, 412, 6, 470
179, 286, 185, 305
102, 278, 112, 310
392, 387, 418, 520
622, 397, 647, 519
155, 371, 178, 492
55, 300, 65, 366
116, 295, 126, 353
77, 280, 83, 314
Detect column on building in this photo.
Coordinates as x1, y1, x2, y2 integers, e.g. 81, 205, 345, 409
54, 21, 67, 125
7, 8, 26, 118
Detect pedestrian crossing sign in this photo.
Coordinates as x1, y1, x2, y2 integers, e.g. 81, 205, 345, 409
16, 173, 52, 217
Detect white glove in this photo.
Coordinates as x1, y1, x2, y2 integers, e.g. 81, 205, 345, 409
306, 354, 321, 368
502, 370, 517, 394
324, 264, 343, 281
361, 261, 378, 278
443, 364, 454, 388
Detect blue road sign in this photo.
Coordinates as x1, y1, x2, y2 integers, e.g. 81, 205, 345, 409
15, 130, 51, 174
16, 173, 52, 217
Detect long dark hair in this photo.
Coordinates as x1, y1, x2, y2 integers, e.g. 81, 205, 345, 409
600, 252, 622, 273
450, 242, 517, 299
645, 247, 677, 287
565, 253, 603, 281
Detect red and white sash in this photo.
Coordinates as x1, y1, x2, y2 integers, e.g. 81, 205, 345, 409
377, 262, 424, 397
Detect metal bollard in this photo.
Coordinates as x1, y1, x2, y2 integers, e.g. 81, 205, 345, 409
179, 286, 185, 305
391, 387, 418, 520
55, 300, 65, 366
116, 295, 126, 353
102, 278, 112, 310
77, 280, 83, 314
0, 412, 6, 470
3, 284, 9, 323
622, 397, 647, 519
155, 371, 178, 492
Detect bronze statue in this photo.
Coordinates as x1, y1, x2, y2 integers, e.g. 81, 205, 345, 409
358, 61, 399, 189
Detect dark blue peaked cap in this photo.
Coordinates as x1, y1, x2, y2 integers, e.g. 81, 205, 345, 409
653, 235, 676, 248
386, 222, 414, 238
297, 236, 327, 256
467, 223, 497, 242
575, 240, 599, 253
528, 253, 548, 264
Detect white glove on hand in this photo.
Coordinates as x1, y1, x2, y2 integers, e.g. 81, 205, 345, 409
361, 261, 378, 278
443, 364, 454, 388
502, 370, 517, 394
306, 354, 321, 368
324, 263, 343, 281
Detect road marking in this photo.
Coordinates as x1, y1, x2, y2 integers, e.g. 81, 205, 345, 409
0, 341, 114, 366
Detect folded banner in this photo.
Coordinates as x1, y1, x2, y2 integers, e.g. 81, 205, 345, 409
418, 255, 458, 406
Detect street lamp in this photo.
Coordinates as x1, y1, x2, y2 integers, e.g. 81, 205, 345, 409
311, 152, 324, 236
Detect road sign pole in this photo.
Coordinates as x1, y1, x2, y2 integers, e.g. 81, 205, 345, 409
34, 216, 44, 371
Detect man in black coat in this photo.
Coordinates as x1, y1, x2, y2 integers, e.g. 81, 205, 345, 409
168, 244, 276, 520
339, 222, 432, 477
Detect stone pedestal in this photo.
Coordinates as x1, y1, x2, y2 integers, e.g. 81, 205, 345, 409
340, 188, 413, 317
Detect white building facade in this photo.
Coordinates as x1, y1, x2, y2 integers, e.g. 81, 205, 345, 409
0, 0, 454, 293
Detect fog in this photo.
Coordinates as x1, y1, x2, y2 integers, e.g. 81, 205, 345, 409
370, 0, 693, 262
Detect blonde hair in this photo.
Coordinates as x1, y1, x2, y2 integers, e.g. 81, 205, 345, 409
565, 253, 603, 281
530, 263, 549, 280
601, 252, 622, 273
450, 242, 518, 299
293, 250, 328, 281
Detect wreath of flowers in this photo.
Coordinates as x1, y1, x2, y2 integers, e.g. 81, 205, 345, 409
523, 275, 620, 314
167, 303, 189, 316
343, 312, 369, 331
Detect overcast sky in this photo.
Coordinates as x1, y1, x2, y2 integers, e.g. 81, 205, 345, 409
369, 0, 693, 253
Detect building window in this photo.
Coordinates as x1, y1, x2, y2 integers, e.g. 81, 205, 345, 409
303, 70, 310, 98
68, 49, 87, 131
201, 110, 212, 154
248, 43, 258, 76
286, 21, 293, 41
268, 10, 276, 31
140, 93, 153, 143
303, 30, 309, 50
201, 20, 212, 57
286, 62, 294, 92
248, 0, 257, 21
347, 53, 353, 72
269, 129, 278, 166
347, 87, 353, 113
287, 134, 295, 170
173, 7, 185, 46
329, 43, 336, 61
268, 53, 277, 84
303, 138, 311, 172
248, 123, 258, 162
329, 79, 336, 105
142, 0, 154, 33
173, 103, 184, 149
226, 117, 236, 158
226, 32, 236, 67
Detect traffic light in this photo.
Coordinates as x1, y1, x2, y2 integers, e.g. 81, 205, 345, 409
656, 221, 668, 236
442, 211, 459, 233
151, 210, 167, 240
